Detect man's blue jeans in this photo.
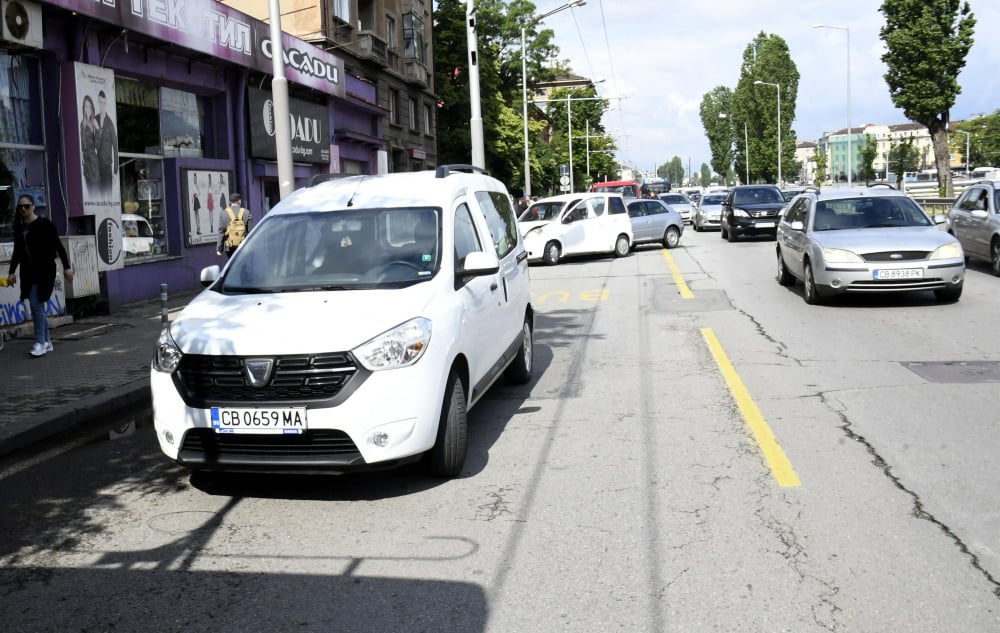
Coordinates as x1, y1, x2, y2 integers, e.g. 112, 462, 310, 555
29, 284, 49, 345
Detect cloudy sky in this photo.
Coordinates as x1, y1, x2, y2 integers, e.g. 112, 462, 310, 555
539, 0, 999, 178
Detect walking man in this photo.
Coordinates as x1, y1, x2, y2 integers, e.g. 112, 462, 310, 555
6, 194, 74, 357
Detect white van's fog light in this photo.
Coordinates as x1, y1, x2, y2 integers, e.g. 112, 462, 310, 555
368, 431, 389, 448
164, 430, 175, 445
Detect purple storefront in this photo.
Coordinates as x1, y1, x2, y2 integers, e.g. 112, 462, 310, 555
0, 0, 386, 320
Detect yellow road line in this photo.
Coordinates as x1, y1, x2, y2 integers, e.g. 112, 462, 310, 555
660, 249, 694, 299
701, 328, 801, 487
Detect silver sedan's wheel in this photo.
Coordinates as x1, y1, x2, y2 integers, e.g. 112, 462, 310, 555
991, 239, 1000, 277
803, 262, 822, 305
663, 226, 680, 249
614, 235, 630, 257
776, 250, 794, 286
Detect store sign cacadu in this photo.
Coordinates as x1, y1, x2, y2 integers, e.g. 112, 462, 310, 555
53, 0, 344, 98
248, 88, 330, 164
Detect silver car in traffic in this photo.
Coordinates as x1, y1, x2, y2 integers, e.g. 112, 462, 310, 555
658, 192, 694, 224
693, 192, 727, 231
627, 198, 684, 248
947, 180, 1000, 274
776, 188, 965, 304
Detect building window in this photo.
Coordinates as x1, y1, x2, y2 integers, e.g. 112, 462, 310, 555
423, 103, 432, 135
358, 0, 374, 30
386, 15, 397, 50
332, 0, 350, 25
161, 87, 207, 158
389, 89, 399, 125
408, 98, 417, 131
403, 12, 424, 62
116, 77, 167, 261
0, 53, 44, 244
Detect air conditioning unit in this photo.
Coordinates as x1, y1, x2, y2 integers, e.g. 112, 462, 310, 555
1, 0, 42, 49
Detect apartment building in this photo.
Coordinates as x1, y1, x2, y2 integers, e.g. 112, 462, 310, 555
225, 0, 438, 172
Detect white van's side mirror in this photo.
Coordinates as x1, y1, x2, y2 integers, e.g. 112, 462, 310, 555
458, 251, 500, 279
200, 265, 221, 287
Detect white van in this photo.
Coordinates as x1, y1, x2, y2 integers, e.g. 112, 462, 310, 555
122, 213, 155, 255
151, 166, 534, 478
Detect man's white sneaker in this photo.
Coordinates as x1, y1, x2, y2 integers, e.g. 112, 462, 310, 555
30, 342, 46, 357
44, 341, 53, 352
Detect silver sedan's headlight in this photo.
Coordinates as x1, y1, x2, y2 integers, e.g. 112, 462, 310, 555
930, 242, 963, 260
153, 328, 183, 373
353, 317, 431, 371
822, 248, 864, 264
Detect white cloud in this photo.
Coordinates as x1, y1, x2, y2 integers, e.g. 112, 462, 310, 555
539, 0, 998, 179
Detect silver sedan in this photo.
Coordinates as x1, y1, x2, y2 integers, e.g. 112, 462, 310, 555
693, 193, 727, 231
776, 189, 965, 304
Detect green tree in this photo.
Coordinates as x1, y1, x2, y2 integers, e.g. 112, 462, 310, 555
667, 156, 685, 186
952, 110, 1000, 170
699, 86, 734, 180
731, 32, 800, 184
888, 136, 922, 184
859, 134, 880, 183
814, 148, 828, 187
880, 0, 976, 196
700, 163, 712, 187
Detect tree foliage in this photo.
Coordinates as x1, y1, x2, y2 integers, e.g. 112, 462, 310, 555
951, 110, 1000, 169
887, 136, 923, 183
813, 149, 828, 187
859, 134, 880, 183
432, 0, 615, 195
880, 0, 975, 195
666, 156, 684, 185
699, 86, 734, 180
729, 32, 800, 184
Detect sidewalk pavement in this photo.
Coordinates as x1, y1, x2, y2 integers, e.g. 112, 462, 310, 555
0, 290, 199, 458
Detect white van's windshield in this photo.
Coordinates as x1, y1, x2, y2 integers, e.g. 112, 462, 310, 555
221, 208, 440, 293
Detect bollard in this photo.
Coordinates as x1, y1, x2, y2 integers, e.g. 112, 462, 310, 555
160, 283, 169, 328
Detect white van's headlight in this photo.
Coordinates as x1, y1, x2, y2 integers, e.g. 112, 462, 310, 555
353, 317, 431, 371
153, 328, 183, 373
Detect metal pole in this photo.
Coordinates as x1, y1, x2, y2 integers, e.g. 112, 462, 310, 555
467, 2, 485, 168
159, 283, 169, 328
846, 27, 852, 187
744, 121, 749, 184
268, 0, 294, 198
521, 27, 530, 198
777, 84, 782, 186
586, 120, 590, 177
568, 97, 573, 192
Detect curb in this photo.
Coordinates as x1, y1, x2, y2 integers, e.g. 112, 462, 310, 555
0, 377, 151, 458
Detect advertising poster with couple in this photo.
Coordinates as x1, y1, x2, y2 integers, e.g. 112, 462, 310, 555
74, 62, 122, 271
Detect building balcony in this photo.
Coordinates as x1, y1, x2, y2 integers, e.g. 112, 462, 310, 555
356, 31, 388, 67
404, 59, 428, 88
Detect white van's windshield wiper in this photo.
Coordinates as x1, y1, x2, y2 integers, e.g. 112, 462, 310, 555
224, 286, 277, 294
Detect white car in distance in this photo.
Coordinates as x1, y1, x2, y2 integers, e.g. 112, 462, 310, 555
518, 192, 633, 265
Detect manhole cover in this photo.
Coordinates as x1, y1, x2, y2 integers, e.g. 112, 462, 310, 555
901, 361, 1000, 383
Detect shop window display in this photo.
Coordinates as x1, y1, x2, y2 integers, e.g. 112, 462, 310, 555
116, 78, 166, 260
0, 53, 45, 244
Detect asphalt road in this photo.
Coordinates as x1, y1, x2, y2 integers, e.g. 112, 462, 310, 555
1, 228, 998, 632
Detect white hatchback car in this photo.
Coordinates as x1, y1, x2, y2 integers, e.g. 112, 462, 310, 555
151, 166, 534, 478
518, 192, 633, 265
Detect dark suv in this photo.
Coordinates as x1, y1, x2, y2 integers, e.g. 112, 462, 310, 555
720, 185, 786, 241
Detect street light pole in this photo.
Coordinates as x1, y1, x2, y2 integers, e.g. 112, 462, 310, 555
957, 129, 971, 179
533, 93, 622, 193
521, 1, 585, 198
467, 2, 485, 168
267, 0, 294, 198
754, 80, 781, 186
813, 24, 851, 186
